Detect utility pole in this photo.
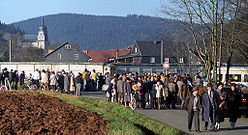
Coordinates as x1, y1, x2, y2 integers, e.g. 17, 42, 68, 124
9, 40, 12, 62
161, 40, 164, 64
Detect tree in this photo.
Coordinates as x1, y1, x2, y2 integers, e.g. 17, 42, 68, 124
160, 0, 248, 84
12, 46, 45, 62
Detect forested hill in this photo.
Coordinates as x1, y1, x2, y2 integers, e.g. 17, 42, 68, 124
0, 21, 22, 49
12, 13, 183, 50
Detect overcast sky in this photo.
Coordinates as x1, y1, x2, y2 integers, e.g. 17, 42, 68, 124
0, 0, 166, 24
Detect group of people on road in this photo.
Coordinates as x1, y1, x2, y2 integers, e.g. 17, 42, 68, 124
105, 71, 242, 132
0, 67, 243, 132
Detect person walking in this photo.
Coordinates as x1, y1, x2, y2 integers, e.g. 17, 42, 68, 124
184, 87, 201, 132
201, 83, 220, 131
215, 82, 226, 130
226, 83, 241, 130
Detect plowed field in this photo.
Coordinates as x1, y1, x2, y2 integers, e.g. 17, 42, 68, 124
0, 91, 108, 135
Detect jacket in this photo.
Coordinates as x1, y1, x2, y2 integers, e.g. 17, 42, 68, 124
185, 94, 201, 113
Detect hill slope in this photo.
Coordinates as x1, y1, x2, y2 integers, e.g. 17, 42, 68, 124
12, 13, 183, 50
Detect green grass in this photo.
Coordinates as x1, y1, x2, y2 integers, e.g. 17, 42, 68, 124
7, 90, 183, 135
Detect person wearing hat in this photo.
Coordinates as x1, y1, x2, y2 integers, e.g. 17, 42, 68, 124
201, 83, 221, 131
184, 87, 201, 132
226, 83, 241, 129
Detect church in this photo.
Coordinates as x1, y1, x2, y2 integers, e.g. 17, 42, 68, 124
20, 18, 49, 50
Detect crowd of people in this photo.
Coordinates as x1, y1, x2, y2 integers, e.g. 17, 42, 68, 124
105, 72, 242, 132
0, 68, 105, 95
0, 67, 243, 132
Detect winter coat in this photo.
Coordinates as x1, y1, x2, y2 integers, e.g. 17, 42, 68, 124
64, 75, 70, 91
201, 90, 221, 122
154, 84, 165, 98
117, 80, 124, 93
184, 94, 201, 113
179, 83, 191, 100
70, 76, 75, 92
49, 74, 56, 86
123, 82, 132, 102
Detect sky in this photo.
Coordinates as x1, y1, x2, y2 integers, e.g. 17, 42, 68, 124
0, 0, 164, 24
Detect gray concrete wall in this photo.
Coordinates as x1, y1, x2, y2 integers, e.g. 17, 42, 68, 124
0, 62, 108, 75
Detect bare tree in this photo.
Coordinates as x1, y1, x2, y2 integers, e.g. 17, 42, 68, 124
159, 0, 248, 84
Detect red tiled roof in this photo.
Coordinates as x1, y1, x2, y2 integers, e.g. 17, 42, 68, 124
82, 49, 130, 63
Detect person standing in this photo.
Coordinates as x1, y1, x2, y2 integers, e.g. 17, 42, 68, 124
89, 69, 98, 90
43, 71, 49, 91
70, 73, 76, 94
226, 83, 241, 130
33, 69, 40, 89
201, 83, 220, 131
123, 78, 132, 108
154, 81, 165, 110
75, 73, 83, 96
117, 76, 124, 104
64, 72, 70, 93
13, 70, 19, 90
167, 79, 177, 109
19, 71, 25, 87
178, 79, 191, 109
184, 87, 201, 132
215, 82, 226, 130
49, 72, 56, 92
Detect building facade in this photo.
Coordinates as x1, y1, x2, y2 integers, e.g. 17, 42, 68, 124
44, 42, 90, 62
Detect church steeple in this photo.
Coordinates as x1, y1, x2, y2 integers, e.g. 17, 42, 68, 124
37, 18, 49, 49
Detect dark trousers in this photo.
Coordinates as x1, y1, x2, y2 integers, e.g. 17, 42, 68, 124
188, 111, 200, 131
138, 94, 144, 108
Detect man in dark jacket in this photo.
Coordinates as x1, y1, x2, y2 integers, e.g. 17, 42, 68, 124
184, 87, 201, 132
226, 83, 241, 129
201, 83, 221, 131
75, 73, 83, 96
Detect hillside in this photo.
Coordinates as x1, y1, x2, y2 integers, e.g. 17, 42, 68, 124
12, 13, 183, 50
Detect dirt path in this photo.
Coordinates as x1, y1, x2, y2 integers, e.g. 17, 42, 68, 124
0, 91, 108, 135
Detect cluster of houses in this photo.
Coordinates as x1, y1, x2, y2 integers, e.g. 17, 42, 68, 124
20, 18, 201, 65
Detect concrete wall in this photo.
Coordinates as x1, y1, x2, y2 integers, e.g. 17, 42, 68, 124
0, 62, 205, 77
0, 62, 108, 75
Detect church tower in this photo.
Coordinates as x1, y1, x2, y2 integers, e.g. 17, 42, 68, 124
37, 18, 49, 49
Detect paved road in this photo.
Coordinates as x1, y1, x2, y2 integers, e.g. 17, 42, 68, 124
136, 108, 248, 135
82, 92, 248, 135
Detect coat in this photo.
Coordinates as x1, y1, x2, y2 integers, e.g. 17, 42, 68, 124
49, 74, 56, 86
70, 76, 75, 92
123, 82, 132, 102
179, 83, 190, 100
201, 90, 220, 122
184, 94, 201, 113
117, 80, 124, 93
64, 75, 70, 91
154, 84, 165, 98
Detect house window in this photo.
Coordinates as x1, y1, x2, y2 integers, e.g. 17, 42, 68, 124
57, 53, 61, 60
134, 47, 138, 53
65, 45, 71, 49
150, 57, 155, 63
74, 54, 79, 60
179, 58, 184, 63
165, 58, 169, 63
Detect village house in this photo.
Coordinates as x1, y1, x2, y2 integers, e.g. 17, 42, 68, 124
44, 41, 90, 62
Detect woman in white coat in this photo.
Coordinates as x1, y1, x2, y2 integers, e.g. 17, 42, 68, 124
154, 81, 165, 110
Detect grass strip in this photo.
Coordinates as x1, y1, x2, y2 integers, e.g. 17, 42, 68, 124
39, 91, 182, 135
